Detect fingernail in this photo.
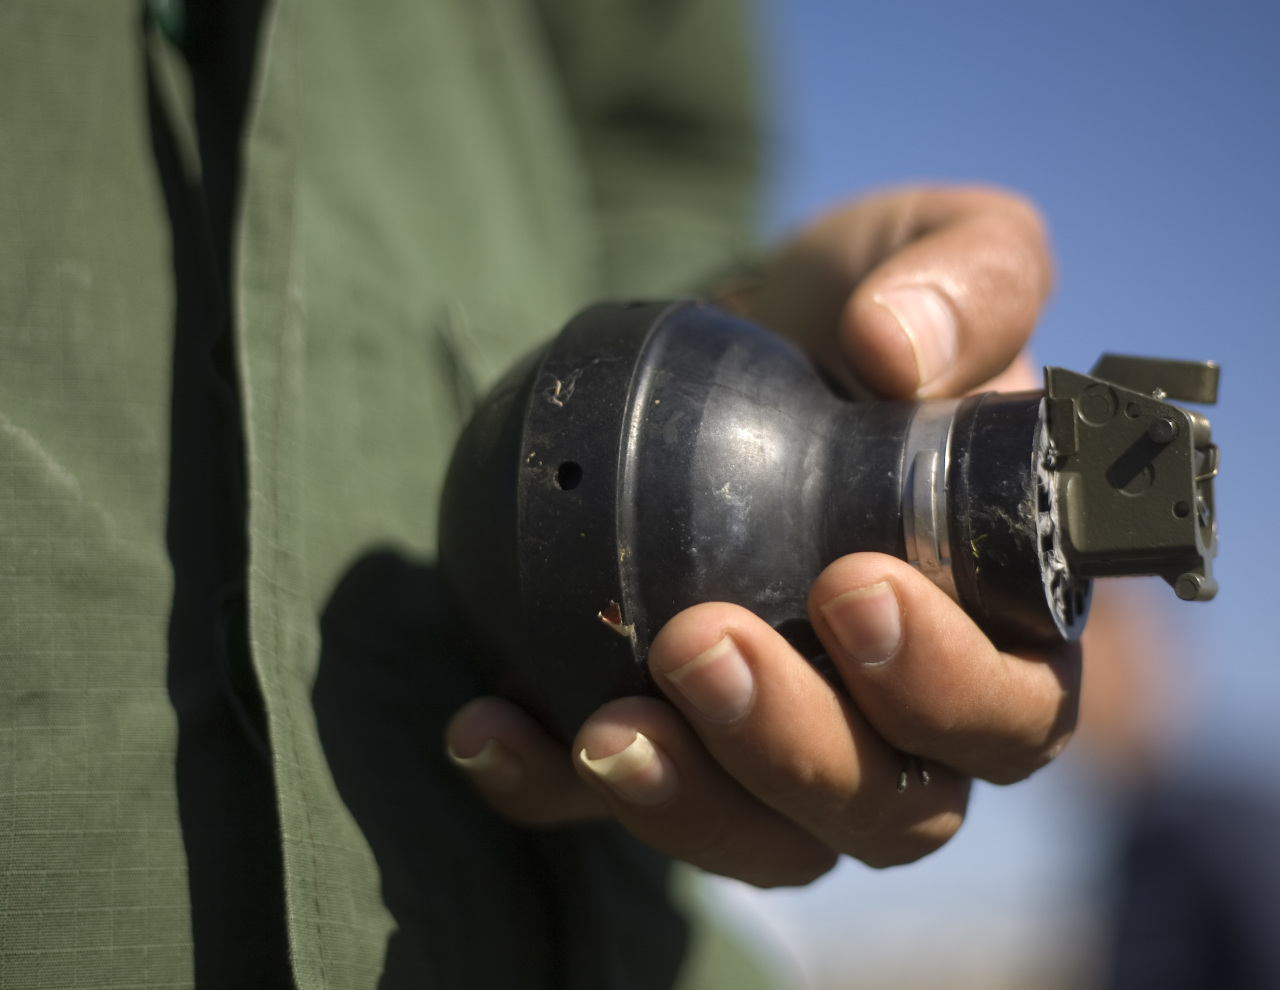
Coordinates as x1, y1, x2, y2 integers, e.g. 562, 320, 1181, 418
818, 581, 903, 666
579, 731, 679, 806
447, 739, 523, 792
873, 285, 958, 393
659, 635, 754, 722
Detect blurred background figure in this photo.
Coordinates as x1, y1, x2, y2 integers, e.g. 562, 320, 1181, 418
1086, 587, 1280, 990
688, 2, 1280, 987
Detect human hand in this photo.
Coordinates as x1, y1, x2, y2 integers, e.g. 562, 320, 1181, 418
446, 185, 1080, 885
729, 185, 1053, 400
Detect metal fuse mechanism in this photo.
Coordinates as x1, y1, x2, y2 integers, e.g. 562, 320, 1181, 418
899, 354, 1218, 644
439, 301, 1220, 739
1044, 356, 1218, 601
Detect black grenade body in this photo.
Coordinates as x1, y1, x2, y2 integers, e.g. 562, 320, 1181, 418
439, 301, 1090, 740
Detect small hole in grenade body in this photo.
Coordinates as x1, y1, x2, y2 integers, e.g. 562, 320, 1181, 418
556, 461, 583, 490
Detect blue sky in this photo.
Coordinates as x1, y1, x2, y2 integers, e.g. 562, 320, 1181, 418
720, 2, 1280, 981
763, 0, 1280, 766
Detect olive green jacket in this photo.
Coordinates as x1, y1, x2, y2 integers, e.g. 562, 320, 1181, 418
0, 1, 762, 986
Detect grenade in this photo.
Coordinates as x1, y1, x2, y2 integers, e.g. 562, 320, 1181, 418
440, 300, 1219, 740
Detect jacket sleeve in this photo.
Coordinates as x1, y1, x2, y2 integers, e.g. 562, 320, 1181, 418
534, 0, 765, 297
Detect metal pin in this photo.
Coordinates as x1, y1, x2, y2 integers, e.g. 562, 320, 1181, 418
897, 754, 930, 792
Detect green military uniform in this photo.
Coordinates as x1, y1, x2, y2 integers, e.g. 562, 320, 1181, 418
0, 0, 765, 986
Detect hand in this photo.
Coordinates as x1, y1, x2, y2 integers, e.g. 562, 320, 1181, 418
727, 185, 1053, 399
446, 185, 1079, 885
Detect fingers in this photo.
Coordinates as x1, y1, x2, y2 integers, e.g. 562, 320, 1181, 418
641, 603, 971, 870
840, 188, 1053, 398
738, 186, 1053, 399
445, 697, 606, 825
808, 554, 1081, 785
447, 546, 1080, 880
574, 697, 839, 886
